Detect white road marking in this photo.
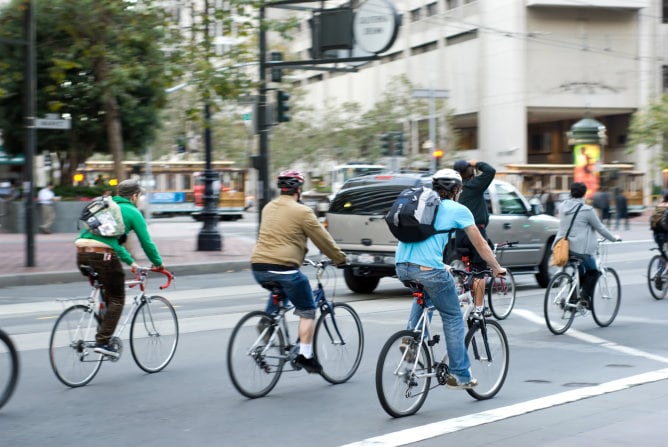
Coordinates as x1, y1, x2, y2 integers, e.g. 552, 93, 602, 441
340, 368, 668, 447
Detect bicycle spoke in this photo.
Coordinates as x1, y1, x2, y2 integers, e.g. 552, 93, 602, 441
49, 305, 103, 387
591, 268, 621, 327
544, 272, 576, 335
314, 303, 364, 384
466, 320, 509, 400
130, 296, 179, 373
0, 330, 19, 410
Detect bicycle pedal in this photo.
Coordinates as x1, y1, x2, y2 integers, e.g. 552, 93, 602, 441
428, 335, 440, 346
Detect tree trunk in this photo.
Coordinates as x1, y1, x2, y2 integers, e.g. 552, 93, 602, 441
94, 57, 125, 182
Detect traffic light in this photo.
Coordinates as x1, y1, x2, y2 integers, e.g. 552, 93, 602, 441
381, 133, 391, 155
270, 51, 283, 83
277, 90, 290, 123
395, 132, 404, 156
432, 149, 443, 169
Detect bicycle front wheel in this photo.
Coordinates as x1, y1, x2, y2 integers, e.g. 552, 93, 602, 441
591, 267, 621, 327
544, 272, 576, 335
0, 329, 19, 410
130, 296, 179, 373
465, 319, 509, 400
487, 270, 516, 320
227, 311, 286, 398
647, 255, 668, 300
49, 304, 103, 387
375, 330, 432, 418
314, 302, 364, 384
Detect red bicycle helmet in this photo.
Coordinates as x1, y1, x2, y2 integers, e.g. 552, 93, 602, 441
277, 169, 305, 193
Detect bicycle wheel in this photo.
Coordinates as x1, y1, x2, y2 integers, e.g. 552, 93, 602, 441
647, 255, 668, 300
130, 296, 179, 373
487, 269, 516, 320
314, 302, 364, 384
465, 319, 509, 400
227, 311, 286, 398
544, 272, 576, 335
49, 304, 103, 387
375, 330, 432, 418
0, 329, 19, 410
591, 267, 621, 327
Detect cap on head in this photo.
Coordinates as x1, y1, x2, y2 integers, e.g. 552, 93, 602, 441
453, 159, 469, 173
277, 169, 305, 194
432, 168, 462, 192
117, 179, 144, 198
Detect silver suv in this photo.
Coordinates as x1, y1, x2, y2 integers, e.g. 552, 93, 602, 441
325, 173, 560, 293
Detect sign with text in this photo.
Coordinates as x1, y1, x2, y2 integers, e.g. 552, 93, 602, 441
353, 0, 400, 54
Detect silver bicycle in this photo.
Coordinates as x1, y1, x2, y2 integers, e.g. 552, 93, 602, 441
49, 266, 178, 387
544, 238, 621, 334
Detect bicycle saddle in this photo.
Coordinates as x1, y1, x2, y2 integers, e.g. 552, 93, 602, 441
260, 281, 282, 292
78, 264, 98, 279
403, 280, 424, 291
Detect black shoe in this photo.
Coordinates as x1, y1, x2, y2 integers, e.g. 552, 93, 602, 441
293, 354, 322, 374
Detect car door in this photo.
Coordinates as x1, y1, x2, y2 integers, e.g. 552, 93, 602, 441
486, 182, 547, 268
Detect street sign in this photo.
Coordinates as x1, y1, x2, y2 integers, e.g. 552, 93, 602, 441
34, 118, 71, 130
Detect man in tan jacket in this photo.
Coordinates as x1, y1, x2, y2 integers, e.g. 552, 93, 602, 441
251, 170, 346, 373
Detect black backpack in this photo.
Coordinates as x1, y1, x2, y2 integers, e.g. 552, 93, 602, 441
385, 186, 451, 242
650, 206, 668, 233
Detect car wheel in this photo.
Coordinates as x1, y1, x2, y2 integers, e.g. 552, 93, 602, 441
535, 242, 554, 288
343, 269, 380, 293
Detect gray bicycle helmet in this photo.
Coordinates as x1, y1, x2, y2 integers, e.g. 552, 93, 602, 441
432, 168, 462, 191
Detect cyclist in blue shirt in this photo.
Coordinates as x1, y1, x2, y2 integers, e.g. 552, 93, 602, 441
395, 168, 505, 389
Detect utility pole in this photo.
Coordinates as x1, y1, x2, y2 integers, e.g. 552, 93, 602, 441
413, 88, 449, 173
24, 0, 36, 267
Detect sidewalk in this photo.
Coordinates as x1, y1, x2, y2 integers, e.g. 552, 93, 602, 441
0, 222, 257, 287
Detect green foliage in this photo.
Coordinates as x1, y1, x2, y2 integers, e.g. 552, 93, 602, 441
628, 93, 668, 158
52, 184, 109, 200
0, 0, 180, 183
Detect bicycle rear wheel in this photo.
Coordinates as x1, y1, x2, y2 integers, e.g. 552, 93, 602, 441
314, 302, 364, 384
591, 267, 621, 327
647, 255, 668, 300
544, 272, 576, 335
375, 330, 432, 418
49, 304, 103, 387
465, 319, 509, 400
227, 311, 286, 398
0, 329, 19, 410
487, 270, 516, 320
130, 296, 179, 373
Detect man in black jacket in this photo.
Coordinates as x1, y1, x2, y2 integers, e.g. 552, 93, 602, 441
453, 159, 496, 313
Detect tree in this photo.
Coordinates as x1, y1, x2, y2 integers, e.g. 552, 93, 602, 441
0, 0, 180, 184
628, 93, 668, 163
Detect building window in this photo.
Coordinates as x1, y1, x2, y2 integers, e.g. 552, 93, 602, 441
410, 8, 421, 22
664, 0, 668, 23
446, 0, 458, 9
411, 41, 438, 56
664, 65, 668, 91
426, 2, 438, 17
446, 29, 478, 45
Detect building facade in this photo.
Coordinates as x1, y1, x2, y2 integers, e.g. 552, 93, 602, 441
278, 0, 666, 200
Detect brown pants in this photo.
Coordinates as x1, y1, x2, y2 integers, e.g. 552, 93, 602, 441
76, 251, 126, 345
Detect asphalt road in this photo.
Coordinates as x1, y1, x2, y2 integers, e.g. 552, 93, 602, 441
1, 238, 667, 446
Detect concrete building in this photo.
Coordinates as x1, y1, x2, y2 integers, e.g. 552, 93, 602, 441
275, 0, 666, 200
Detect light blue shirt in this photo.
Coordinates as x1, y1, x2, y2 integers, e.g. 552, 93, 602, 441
395, 199, 475, 269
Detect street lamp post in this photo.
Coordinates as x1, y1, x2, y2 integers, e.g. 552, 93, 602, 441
197, 0, 222, 251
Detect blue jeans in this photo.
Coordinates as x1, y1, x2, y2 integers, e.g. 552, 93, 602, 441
569, 252, 597, 276
395, 263, 472, 382
251, 269, 316, 319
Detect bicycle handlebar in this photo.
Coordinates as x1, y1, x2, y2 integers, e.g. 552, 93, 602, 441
130, 267, 174, 290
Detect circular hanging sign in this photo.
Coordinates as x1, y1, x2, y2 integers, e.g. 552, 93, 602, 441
353, 0, 400, 54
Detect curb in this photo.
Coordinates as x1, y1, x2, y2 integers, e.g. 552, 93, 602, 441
0, 260, 251, 288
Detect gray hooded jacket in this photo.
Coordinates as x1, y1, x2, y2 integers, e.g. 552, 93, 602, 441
552, 198, 617, 255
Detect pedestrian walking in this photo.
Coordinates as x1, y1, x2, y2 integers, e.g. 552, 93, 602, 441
614, 188, 629, 230
37, 184, 58, 234
592, 188, 611, 226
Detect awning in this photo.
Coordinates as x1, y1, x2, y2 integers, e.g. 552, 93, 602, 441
0, 148, 24, 165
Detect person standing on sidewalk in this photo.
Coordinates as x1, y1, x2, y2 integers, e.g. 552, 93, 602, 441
614, 188, 630, 231
74, 179, 165, 358
250, 170, 347, 374
452, 159, 496, 314
37, 184, 58, 234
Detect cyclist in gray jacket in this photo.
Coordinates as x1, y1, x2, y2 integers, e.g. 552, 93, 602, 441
553, 182, 620, 307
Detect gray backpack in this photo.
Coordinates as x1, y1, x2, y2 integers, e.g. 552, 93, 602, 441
79, 196, 125, 237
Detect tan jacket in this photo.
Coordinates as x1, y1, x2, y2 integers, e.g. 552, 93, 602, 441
251, 195, 346, 267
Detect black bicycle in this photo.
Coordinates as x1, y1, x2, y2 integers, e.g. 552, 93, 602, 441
0, 328, 19, 410
227, 259, 364, 398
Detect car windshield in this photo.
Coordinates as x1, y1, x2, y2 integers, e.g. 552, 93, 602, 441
329, 184, 408, 215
